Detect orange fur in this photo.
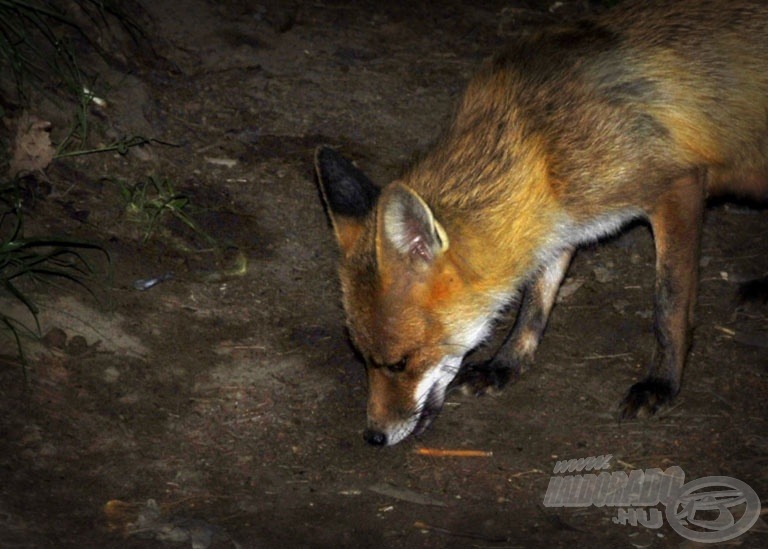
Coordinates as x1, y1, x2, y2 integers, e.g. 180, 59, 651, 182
316, 0, 768, 446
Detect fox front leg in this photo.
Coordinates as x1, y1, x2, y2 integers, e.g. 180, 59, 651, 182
456, 248, 574, 394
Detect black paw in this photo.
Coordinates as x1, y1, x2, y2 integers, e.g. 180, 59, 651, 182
619, 378, 677, 420
738, 275, 768, 304
451, 358, 521, 396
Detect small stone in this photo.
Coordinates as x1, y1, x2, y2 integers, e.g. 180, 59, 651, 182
42, 327, 67, 350
65, 335, 89, 356
593, 265, 615, 283
104, 366, 120, 383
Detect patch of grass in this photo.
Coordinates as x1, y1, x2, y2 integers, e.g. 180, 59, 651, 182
0, 1, 81, 101
0, 0, 145, 153
120, 176, 218, 248
0, 177, 110, 369
119, 177, 248, 283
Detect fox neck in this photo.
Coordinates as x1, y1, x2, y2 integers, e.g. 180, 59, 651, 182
404, 151, 563, 307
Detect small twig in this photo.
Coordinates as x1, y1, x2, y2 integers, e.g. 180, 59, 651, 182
414, 448, 493, 457
413, 520, 510, 543
580, 352, 632, 360
507, 468, 545, 478
713, 325, 736, 337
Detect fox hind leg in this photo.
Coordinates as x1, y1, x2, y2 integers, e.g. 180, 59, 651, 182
620, 170, 706, 419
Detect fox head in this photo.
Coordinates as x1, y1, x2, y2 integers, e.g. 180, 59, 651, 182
315, 147, 498, 446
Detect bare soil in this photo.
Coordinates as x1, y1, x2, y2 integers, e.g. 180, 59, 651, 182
0, 1, 766, 547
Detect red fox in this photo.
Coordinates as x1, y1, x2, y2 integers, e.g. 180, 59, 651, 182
315, 0, 768, 446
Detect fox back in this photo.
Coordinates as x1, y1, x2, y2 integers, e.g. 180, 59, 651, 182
316, 0, 768, 446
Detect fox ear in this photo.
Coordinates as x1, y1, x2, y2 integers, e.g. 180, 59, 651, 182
315, 146, 380, 252
380, 183, 449, 264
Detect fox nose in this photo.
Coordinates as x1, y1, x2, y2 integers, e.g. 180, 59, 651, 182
363, 428, 387, 446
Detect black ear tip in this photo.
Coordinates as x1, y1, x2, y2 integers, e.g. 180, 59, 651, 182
314, 145, 380, 218
315, 145, 344, 166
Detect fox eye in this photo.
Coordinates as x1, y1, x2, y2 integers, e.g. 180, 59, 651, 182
385, 358, 407, 373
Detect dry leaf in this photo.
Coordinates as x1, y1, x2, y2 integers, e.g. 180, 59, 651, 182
9, 113, 55, 176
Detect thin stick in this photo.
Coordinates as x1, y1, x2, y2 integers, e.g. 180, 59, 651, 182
415, 448, 493, 457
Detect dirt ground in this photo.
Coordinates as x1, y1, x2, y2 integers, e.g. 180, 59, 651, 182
0, 1, 766, 547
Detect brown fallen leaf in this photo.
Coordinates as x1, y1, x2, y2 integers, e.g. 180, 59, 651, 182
9, 112, 55, 176
104, 499, 140, 533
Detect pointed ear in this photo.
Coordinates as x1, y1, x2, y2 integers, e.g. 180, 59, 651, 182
315, 146, 380, 252
380, 183, 449, 264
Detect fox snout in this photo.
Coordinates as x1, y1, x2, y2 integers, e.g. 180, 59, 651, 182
363, 356, 462, 446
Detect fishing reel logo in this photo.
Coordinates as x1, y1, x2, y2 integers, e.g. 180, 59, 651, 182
543, 455, 761, 543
